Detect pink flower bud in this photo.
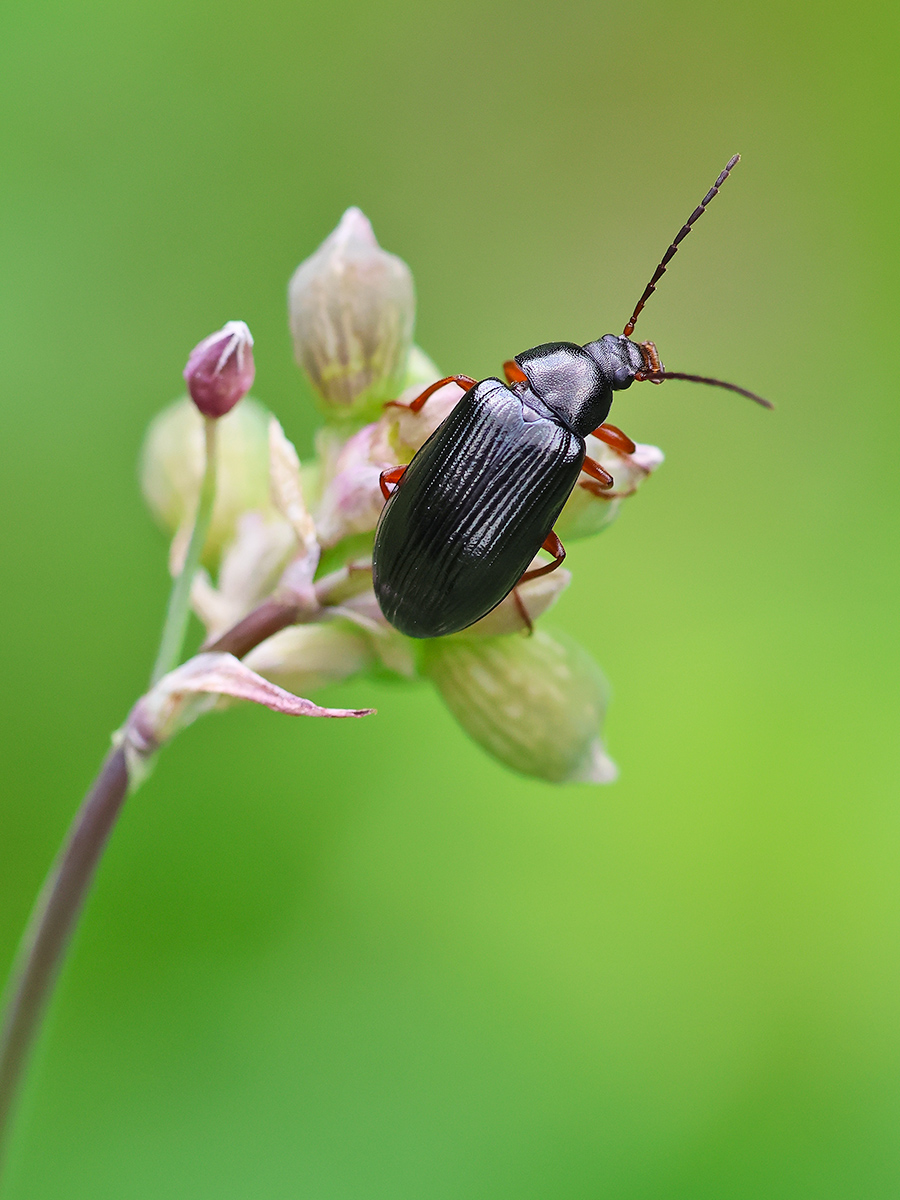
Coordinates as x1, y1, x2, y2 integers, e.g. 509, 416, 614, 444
183, 321, 255, 418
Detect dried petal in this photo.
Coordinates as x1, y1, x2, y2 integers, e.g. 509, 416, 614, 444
121, 652, 374, 778
164, 652, 371, 716
268, 417, 318, 555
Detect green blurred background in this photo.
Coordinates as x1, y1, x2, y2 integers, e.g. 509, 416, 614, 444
2, 0, 898, 1194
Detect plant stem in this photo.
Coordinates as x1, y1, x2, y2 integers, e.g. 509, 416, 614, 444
0, 745, 130, 1172
150, 415, 218, 686
206, 597, 300, 658
0, 586, 308, 1173
0, 413, 223, 1164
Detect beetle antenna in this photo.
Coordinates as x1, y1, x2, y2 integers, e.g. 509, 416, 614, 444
623, 154, 741, 338
644, 369, 773, 409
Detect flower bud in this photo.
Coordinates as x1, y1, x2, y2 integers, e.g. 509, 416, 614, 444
242, 623, 373, 696
140, 395, 274, 564
554, 439, 664, 542
288, 207, 415, 420
183, 321, 255, 418
421, 629, 618, 784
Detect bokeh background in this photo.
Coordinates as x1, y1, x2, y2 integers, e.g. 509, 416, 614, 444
2, 0, 899, 1195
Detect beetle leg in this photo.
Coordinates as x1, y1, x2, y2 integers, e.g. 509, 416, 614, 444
581, 456, 615, 490
503, 360, 528, 385
589, 423, 637, 456
379, 465, 406, 501
386, 374, 478, 414
519, 530, 566, 583
512, 588, 534, 635
580, 479, 616, 498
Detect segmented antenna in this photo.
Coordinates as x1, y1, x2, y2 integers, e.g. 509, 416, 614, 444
643, 369, 773, 409
623, 154, 741, 338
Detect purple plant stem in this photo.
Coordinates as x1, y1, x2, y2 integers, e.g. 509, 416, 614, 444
0, 595, 301, 1172
0, 746, 128, 1168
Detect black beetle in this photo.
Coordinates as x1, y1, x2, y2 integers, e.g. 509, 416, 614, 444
373, 155, 771, 639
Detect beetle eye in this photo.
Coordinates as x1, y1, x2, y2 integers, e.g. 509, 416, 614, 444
613, 366, 634, 389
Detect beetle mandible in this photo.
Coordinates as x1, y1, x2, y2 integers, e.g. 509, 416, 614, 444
372, 154, 771, 639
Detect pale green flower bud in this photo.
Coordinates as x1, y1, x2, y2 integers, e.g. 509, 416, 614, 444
288, 207, 415, 421
421, 629, 618, 784
242, 623, 374, 696
140, 395, 273, 564
555, 439, 664, 542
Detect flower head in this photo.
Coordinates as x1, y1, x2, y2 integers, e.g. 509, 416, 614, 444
141, 219, 666, 785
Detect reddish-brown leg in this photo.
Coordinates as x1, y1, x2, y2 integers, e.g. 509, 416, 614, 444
379, 465, 406, 501
580, 479, 616, 498
512, 588, 534, 635
386, 374, 478, 414
519, 530, 566, 583
589, 423, 637, 456
503, 360, 528, 385
581, 455, 615, 490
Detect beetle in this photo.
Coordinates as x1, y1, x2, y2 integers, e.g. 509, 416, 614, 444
372, 154, 771, 639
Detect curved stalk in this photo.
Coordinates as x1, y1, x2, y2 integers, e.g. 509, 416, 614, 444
0, 587, 308, 1173
0, 746, 130, 1170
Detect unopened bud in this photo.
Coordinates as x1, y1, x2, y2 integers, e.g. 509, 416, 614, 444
288, 207, 415, 420
243, 623, 373, 696
421, 629, 618, 784
184, 321, 255, 418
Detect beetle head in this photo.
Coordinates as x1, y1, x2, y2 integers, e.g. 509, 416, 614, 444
587, 335, 773, 409
582, 335, 659, 390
